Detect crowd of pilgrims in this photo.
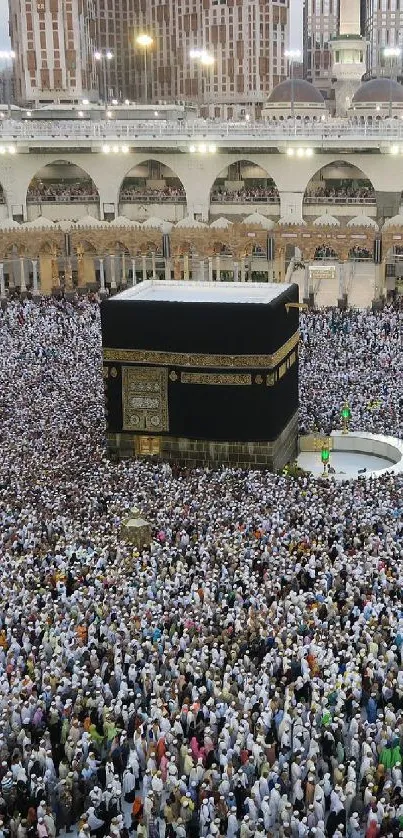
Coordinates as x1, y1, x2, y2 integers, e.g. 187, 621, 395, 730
0, 297, 402, 838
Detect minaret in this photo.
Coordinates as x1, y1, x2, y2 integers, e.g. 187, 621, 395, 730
329, 0, 367, 116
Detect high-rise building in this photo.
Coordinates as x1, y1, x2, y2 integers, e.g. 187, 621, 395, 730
329, 0, 366, 115
0, 65, 15, 104
9, 0, 290, 113
303, 0, 339, 97
128, 0, 289, 119
9, 0, 98, 105
364, 0, 403, 78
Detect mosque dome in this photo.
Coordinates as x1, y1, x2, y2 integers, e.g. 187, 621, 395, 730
352, 78, 403, 104
267, 79, 325, 105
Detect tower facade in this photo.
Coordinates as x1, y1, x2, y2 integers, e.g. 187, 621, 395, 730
9, 0, 290, 113
303, 0, 339, 97
330, 0, 366, 115
9, 0, 98, 105
364, 0, 403, 77
92, 0, 290, 118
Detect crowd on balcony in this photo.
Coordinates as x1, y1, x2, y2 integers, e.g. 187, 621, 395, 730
119, 185, 186, 203
349, 246, 372, 260
305, 185, 375, 203
211, 187, 279, 203
314, 246, 338, 260
26, 181, 99, 203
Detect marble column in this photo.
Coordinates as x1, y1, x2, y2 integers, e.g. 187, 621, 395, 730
303, 264, 309, 301
32, 259, 39, 294
131, 258, 136, 285
208, 257, 213, 282
20, 257, 27, 293
240, 258, 246, 283
99, 258, 106, 294
0, 263, 5, 298
215, 255, 221, 282
110, 255, 117, 291
374, 262, 384, 300
199, 259, 205, 281
308, 265, 314, 299
183, 252, 190, 281
151, 252, 157, 279
121, 253, 127, 287
233, 261, 239, 282
142, 255, 147, 282
164, 258, 171, 281
338, 263, 345, 299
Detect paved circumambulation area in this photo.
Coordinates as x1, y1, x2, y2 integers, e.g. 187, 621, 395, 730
0, 297, 402, 838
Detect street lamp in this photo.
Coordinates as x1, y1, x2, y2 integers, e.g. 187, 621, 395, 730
94, 50, 114, 104
284, 49, 302, 118
136, 34, 154, 103
189, 50, 215, 105
201, 53, 215, 67
384, 46, 401, 118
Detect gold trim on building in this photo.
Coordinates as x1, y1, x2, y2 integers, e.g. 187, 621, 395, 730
122, 366, 169, 433
103, 331, 299, 370
136, 436, 162, 456
180, 372, 252, 386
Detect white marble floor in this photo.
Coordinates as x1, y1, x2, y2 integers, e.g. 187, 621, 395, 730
297, 450, 395, 480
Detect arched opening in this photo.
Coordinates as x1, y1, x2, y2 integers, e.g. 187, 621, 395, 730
119, 161, 186, 205
304, 162, 376, 206
26, 161, 99, 205
0, 183, 4, 204
210, 160, 279, 207
314, 244, 339, 260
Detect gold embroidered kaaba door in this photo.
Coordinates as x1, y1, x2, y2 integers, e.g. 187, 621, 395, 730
122, 366, 169, 432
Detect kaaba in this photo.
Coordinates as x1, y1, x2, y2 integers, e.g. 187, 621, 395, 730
101, 280, 299, 470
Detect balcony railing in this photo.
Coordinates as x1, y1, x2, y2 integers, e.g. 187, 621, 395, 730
26, 194, 99, 203
304, 195, 376, 205
120, 193, 186, 203
2, 118, 403, 142
211, 194, 280, 204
